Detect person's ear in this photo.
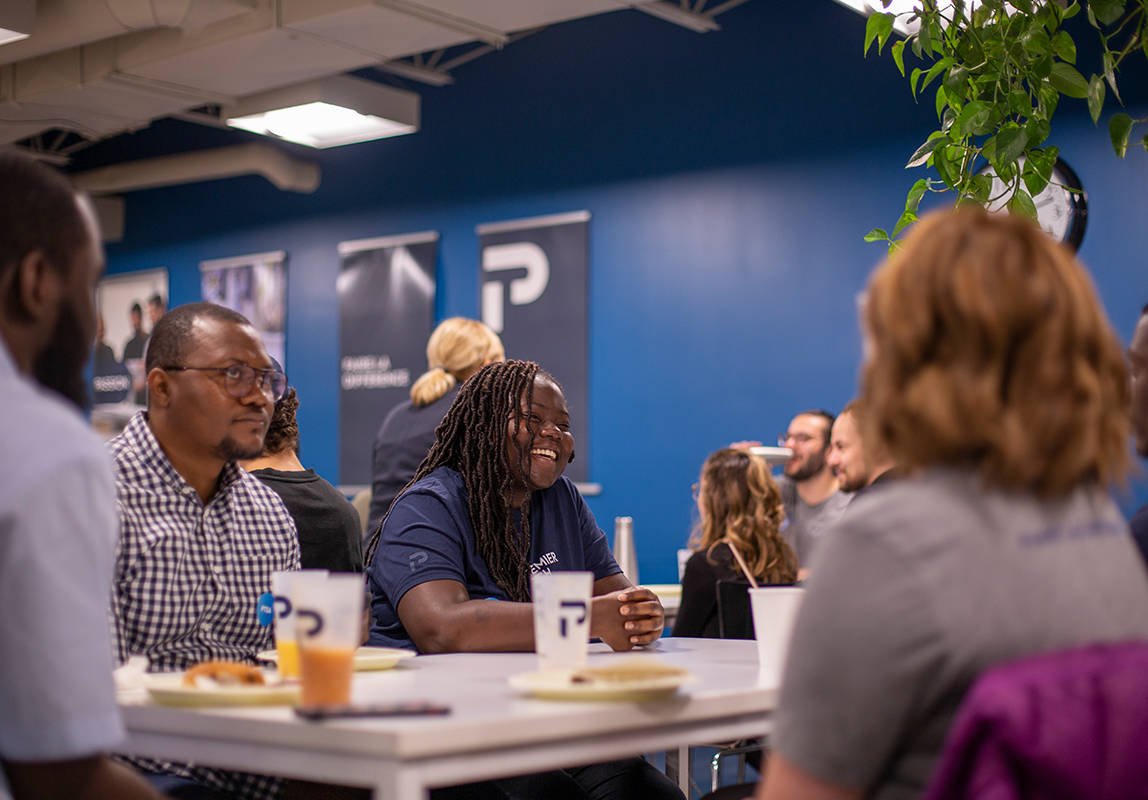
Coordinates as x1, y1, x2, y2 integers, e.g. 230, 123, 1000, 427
568, 448, 575, 464
147, 367, 172, 409
12, 250, 62, 324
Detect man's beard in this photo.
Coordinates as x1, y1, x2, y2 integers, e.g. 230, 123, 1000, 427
215, 434, 266, 462
32, 304, 91, 410
786, 447, 827, 482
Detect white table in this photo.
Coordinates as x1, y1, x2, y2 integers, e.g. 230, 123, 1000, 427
118, 638, 774, 799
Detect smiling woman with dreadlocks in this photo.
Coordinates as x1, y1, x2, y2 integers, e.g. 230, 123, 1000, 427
365, 359, 664, 655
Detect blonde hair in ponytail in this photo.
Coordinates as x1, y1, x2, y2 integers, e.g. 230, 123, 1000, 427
409, 317, 505, 407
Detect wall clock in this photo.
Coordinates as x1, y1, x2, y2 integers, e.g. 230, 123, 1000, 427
977, 156, 1087, 251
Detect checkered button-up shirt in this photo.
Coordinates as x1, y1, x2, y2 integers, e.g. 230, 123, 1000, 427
109, 411, 299, 799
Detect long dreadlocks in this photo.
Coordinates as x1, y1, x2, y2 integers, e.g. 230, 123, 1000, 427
365, 359, 561, 602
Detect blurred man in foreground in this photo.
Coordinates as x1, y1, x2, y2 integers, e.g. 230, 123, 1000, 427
0, 152, 160, 799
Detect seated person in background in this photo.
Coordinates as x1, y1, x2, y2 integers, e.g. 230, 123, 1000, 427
673, 448, 797, 638
824, 399, 896, 500
757, 206, 1148, 800
109, 301, 299, 800
0, 152, 160, 800
776, 410, 850, 570
243, 382, 363, 573
367, 359, 682, 800
366, 317, 503, 534
1127, 304, 1148, 562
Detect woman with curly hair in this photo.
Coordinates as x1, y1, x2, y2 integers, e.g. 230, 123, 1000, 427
673, 448, 797, 639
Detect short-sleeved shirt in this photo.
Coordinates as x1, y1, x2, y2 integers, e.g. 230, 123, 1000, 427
109, 412, 299, 800
774, 467, 1148, 800
366, 387, 458, 534
367, 466, 621, 650
250, 467, 364, 573
0, 343, 123, 800
776, 474, 850, 566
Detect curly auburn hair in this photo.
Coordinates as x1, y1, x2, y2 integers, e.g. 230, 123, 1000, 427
366, 359, 563, 601
690, 448, 797, 585
861, 205, 1130, 498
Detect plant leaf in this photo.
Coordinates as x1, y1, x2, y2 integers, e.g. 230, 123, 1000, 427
906, 135, 947, 168
935, 85, 949, 121
969, 174, 993, 205
892, 210, 917, 237
891, 39, 907, 76
910, 67, 924, 99
1049, 62, 1089, 98
1008, 89, 1033, 116
1008, 188, 1038, 220
1025, 116, 1051, 147
1110, 113, 1133, 157
1143, 134, 1148, 153
957, 100, 993, 136
1022, 158, 1052, 197
1051, 30, 1076, 63
1022, 26, 1050, 57
1087, 74, 1106, 124
906, 178, 929, 213
865, 12, 895, 56
921, 57, 955, 94
1090, 0, 1127, 26
864, 228, 890, 243
996, 124, 1028, 165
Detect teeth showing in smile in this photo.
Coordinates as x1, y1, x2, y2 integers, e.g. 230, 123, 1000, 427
531, 448, 557, 460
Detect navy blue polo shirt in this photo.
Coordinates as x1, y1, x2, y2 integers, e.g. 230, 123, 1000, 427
366, 466, 620, 650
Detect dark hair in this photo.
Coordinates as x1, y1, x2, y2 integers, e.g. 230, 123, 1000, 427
262, 387, 300, 455
145, 301, 252, 373
796, 408, 836, 447
148, 293, 165, 308
0, 153, 87, 320
130, 302, 142, 316
366, 359, 560, 602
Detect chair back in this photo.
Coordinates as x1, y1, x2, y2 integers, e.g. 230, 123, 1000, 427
716, 580, 754, 639
923, 640, 1148, 800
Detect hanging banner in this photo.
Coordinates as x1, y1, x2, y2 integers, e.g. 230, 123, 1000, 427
478, 211, 589, 483
337, 232, 438, 486
200, 250, 287, 369
90, 268, 168, 438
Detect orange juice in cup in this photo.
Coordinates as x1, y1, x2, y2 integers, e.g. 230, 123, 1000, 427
294, 574, 363, 708
271, 569, 328, 679
276, 639, 300, 679
299, 646, 355, 706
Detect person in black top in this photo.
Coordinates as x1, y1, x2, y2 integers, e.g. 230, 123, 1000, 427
366, 317, 503, 534
243, 383, 363, 573
673, 448, 797, 639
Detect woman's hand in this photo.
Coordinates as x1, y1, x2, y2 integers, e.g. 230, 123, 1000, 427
590, 587, 665, 650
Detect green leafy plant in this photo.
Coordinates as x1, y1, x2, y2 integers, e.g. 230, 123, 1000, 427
862, 0, 1148, 249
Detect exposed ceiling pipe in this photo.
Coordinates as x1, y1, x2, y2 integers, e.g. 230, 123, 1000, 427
0, 0, 241, 67
70, 142, 321, 194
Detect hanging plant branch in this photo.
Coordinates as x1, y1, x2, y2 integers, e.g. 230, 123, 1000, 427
862, 0, 1148, 250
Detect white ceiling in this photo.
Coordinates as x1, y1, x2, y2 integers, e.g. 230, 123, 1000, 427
0, 0, 738, 156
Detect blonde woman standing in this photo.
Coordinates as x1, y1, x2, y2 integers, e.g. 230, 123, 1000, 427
672, 447, 798, 638
366, 318, 503, 533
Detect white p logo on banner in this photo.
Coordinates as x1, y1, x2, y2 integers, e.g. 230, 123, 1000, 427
481, 242, 549, 333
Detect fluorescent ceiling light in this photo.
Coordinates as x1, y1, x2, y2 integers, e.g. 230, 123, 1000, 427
0, 0, 34, 46
225, 75, 419, 149
831, 1, 1008, 36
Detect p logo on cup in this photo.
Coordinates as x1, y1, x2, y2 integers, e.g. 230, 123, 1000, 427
558, 599, 587, 637
274, 594, 292, 618
297, 609, 324, 638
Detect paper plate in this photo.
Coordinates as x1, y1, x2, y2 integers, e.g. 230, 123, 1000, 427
509, 666, 690, 702
258, 646, 416, 672
145, 673, 300, 707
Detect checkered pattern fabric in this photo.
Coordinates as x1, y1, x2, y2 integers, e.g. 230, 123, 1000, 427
109, 411, 300, 800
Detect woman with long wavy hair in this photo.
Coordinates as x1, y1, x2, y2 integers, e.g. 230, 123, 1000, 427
673, 447, 797, 638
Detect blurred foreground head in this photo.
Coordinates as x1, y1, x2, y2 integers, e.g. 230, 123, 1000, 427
861, 205, 1129, 497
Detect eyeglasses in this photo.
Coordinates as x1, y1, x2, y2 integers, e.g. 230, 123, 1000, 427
778, 432, 817, 447
163, 364, 287, 402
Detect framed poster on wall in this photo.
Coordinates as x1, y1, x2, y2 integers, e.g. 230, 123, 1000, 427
91, 268, 168, 437
200, 250, 287, 370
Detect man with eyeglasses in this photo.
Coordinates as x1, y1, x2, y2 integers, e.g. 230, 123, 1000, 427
777, 410, 850, 570
107, 301, 299, 800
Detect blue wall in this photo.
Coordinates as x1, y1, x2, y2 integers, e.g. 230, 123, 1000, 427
98, 1, 1148, 582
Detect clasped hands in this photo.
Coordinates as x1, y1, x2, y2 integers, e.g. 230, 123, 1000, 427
590, 587, 664, 651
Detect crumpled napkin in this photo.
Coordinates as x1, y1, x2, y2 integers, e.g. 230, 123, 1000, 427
113, 655, 151, 691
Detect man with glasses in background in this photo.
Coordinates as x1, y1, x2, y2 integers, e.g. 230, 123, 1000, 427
777, 410, 849, 572
108, 301, 299, 799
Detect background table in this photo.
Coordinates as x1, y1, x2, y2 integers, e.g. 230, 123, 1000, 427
118, 637, 773, 799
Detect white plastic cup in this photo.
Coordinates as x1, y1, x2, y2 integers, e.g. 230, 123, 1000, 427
749, 586, 805, 685
270, 569, 328, 678
293, 574, 362, 707
531, 571, 593, 671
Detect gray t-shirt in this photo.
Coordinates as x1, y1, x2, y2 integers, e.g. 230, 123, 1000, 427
777, 474, 851, 566
774, 467, 1148, 800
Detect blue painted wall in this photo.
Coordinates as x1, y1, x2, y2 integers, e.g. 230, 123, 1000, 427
98, 2, 1148, 582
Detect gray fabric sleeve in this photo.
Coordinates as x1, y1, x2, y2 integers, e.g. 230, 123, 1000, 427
771, 521, 944, 791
